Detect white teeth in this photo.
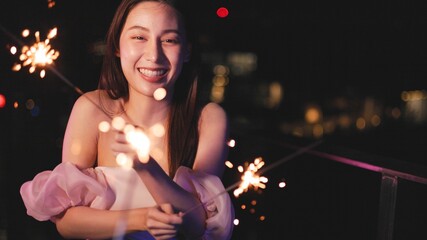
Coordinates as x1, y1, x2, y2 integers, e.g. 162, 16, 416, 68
138, 68, 166, 77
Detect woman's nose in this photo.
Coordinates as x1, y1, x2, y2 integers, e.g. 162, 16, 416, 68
144, 40, 161, 62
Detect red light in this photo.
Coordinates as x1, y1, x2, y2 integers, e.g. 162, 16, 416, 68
216, 7, 229, 18
0, 94, 6, 108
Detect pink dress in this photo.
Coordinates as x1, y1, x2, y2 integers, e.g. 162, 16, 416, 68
20, 161, 234, 240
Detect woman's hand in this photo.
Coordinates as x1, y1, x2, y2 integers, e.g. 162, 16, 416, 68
144, 203, 183, 240
111, 128, 150, 165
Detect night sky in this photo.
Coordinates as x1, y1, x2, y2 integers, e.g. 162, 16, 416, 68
1, 0, 427, 239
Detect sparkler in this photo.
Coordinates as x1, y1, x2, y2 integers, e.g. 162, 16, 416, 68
233, 157, 268, 197
10, 27, 60, 79
182, 140, 323, 216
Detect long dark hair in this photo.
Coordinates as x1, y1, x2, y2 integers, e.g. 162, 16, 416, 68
98, 0, 202, 178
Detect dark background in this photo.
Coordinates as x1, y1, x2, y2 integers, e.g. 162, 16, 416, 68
1, 0, 426, 239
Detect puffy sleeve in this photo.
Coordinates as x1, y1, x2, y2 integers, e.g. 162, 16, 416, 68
19, 162, 115, 222
173, 166, 234, 240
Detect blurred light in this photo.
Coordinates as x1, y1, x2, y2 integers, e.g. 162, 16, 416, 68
401, 90, 427, 102
21, 29, 30, 37
210, 85, 225, 103
126, 128, 150, 163
323, 120, 336, 134
10, 46, 17, 55
153, 87, 167, 101
212, 75, 228, 87
305, 105, 322, 124
241, 204, 246, 210
233, 219, 239, 226
213, 65, 229, 76
403, 91, 427, 123
291, 127, 304, 137
112, 116, 126, 130
13, 101, 19, 109
227, 139, 236, 147
25, 99, 35, 110
216, 7, 229, 18
312, 124, 323, 138
251, 200, 257, 206
356, 117, 366, 130
116, 153, 132, 169
227, 52, 257, 76
278, 181, 286, 188
259, 216, 266, 221
266, 81, 283, 109
48, 0, 56, 8
225, 160, 233, 168
12, 63, 21, 71
0, 94, 6, 108
371, 115, 381, 127
98, 121, 111, 133
338, 115, 351, 128
391, 107, 401, 119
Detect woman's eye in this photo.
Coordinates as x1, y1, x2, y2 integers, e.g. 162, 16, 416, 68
162, 39, 179, 44
133, 36, 145, 40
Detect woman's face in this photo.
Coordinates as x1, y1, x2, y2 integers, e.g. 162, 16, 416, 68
118, 1, 188, 99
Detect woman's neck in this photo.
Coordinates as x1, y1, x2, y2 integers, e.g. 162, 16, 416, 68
122, 92, 171, 130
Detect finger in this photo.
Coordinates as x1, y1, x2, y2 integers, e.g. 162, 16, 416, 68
114, 131, 128, 143
159, 203, 174, 214
148, 209, 183, 226
149, 227, 178, 240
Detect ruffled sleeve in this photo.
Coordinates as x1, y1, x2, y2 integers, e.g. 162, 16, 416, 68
19, 162, 115, 222
173, 166, 234, 240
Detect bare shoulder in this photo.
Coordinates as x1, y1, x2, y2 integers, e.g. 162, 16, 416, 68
201, 102, 227, 118
199, 102, 228, 130
72, 90, 121, 120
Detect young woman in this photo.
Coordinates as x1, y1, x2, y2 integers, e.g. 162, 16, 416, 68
20, 0, 234, 239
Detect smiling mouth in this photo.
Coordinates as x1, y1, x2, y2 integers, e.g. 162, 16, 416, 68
138, 68, 167, 78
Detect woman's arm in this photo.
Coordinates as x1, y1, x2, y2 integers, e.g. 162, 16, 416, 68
56, 204, 182, 240
61, 91, 100, 168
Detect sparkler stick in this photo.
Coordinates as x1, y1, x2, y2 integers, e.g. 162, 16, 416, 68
182, 139, 323, 216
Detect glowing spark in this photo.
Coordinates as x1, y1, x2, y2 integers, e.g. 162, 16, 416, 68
233, 157, 268, 197
153, 87, 167, 101
227, 139, 236, 147
11, 28, 60, 78
22, 29, 30, 37
233, 219, 240, 225
112, 116, 126, 131
98, 121, 111, 133
225, 160, 233, 168
116, 153, 132, 169
125, 127, 150, 163
48, 0, 56, 8
10, 46, 17, 54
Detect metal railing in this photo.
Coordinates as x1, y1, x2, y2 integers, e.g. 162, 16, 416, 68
282, 140, 427, 240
